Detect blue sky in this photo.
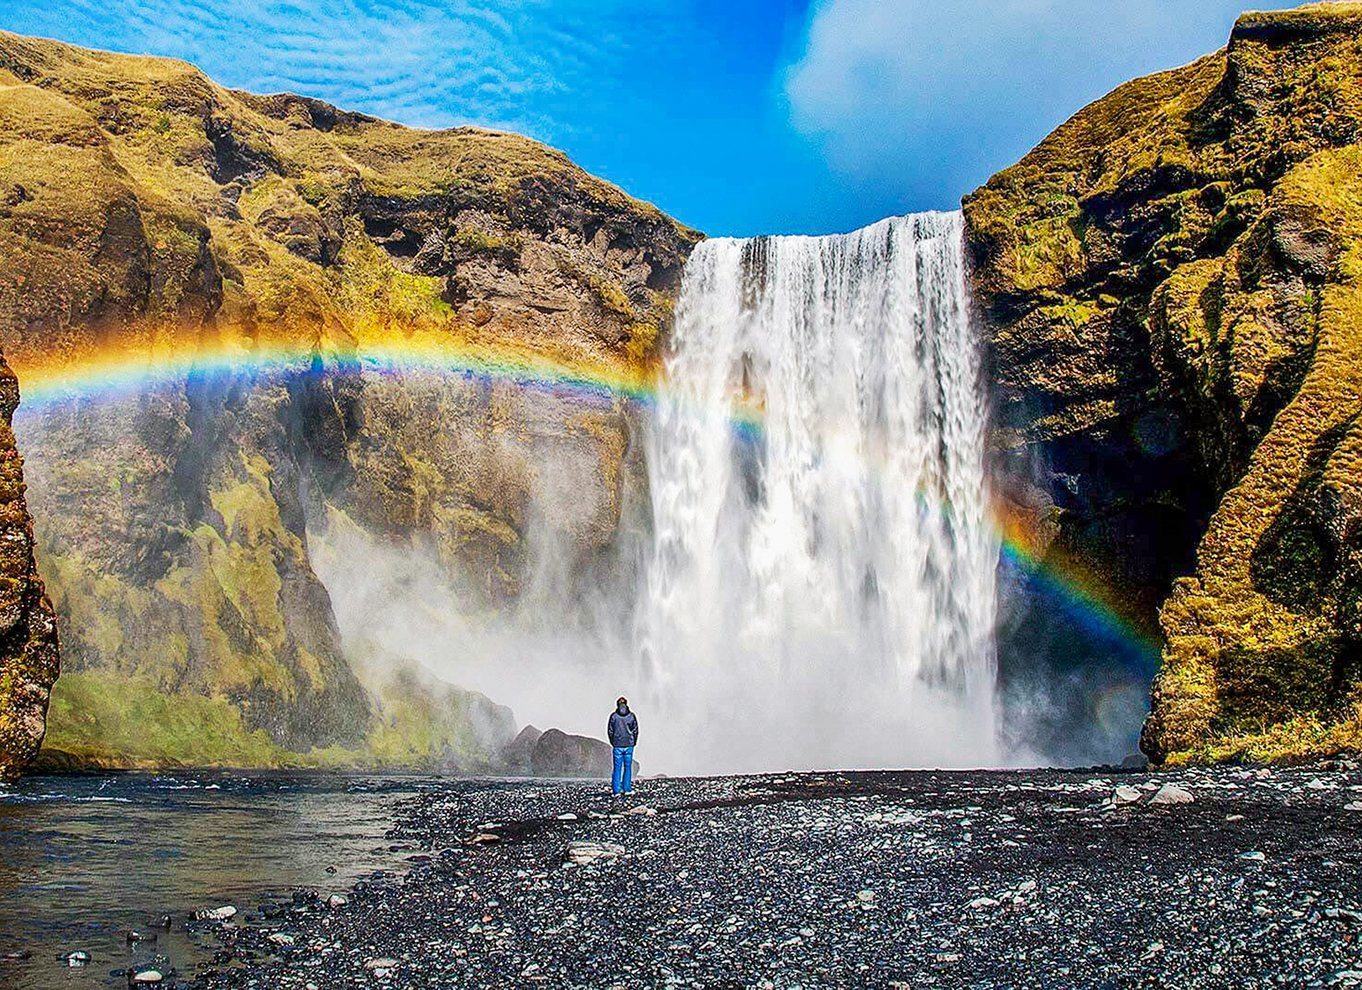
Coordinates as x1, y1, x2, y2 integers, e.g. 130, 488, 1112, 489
3, 0, 1305, 236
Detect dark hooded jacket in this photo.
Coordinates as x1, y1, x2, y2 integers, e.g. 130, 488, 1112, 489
608, 706, 639, 748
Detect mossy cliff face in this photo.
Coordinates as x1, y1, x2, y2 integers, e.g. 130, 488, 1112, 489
0, 31, 697, 768
0, 353, 58, 778
964, 2, 1362, 764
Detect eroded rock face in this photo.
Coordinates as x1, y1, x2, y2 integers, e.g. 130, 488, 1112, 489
0, 353, 58, 779
0, 30, 698, 768
964, 3, 1362, 764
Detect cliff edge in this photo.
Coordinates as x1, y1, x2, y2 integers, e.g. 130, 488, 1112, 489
965, 2, 1362, 763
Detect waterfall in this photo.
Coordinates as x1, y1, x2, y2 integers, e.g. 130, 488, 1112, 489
635, 211, 998, 773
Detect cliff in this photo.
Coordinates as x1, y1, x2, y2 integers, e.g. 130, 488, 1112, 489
0, 30, 698, 768
965, 2, 1362, 763
0, 351, 59, 778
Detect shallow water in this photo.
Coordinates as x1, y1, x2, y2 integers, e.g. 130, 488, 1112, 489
0, 771, 430, 988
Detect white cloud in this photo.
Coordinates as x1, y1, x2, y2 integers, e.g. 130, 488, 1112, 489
783, 0, 1277, 200
24, 0, 672, 142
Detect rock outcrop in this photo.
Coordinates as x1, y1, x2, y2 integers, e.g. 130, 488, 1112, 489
0, 30, 698, 768
965, 2, 1362, 763
0, 351, 59, 778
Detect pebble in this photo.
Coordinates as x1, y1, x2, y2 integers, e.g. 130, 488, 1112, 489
564, 841, 625, 865
196, 906, 237, 922
61, 950, 91, 967
131, 970, 163, 984
464, 833, 501, 846
326, 894, 348, 909
185, 762, 1362, 990
1345, 801, 1362, 812
1111, 785, 1143, 805
1149, 784, 1195, 805
557, 813, 578, 821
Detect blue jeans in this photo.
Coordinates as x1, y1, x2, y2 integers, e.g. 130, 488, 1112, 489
612, 746, 634, 794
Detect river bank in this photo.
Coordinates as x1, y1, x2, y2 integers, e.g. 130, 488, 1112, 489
184, 761, 1362, 989
0, 772, 434, 989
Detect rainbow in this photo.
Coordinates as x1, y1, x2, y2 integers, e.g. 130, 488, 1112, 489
11, 338, 1160, 677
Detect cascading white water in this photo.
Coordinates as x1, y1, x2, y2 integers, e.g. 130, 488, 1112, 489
635, 211, 998, 773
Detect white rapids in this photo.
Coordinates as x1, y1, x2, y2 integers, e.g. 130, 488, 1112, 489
634, 211, 999, 773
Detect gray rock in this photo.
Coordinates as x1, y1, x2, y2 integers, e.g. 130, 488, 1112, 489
196, 905, 237, 921
1149, 784, 1195, 805
1111, 785, 1143, 805
500, 725, 543, 774
530, 729, 612, 777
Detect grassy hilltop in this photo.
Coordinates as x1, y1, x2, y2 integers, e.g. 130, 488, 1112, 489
0, 30, 697, 770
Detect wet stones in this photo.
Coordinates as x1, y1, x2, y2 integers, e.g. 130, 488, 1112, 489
195, 905, 238, 922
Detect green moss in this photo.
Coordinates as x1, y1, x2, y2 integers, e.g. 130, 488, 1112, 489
589, 276, 635, 321
43, 671, 289, 768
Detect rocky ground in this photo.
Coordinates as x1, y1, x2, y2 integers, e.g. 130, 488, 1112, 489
182, 761, 1362, 989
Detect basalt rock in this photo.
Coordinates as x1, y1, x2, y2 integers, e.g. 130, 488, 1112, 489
529, 728, 613, 777
964, 1, 1362, 764
0, 30, 699, 769
501, 725, 544, 774
0, 351, 58, 779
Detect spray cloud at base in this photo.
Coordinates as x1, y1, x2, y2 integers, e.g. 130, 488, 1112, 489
633, 212, 1000, 773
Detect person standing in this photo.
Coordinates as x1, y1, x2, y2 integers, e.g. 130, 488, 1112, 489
608, 696, 639, 797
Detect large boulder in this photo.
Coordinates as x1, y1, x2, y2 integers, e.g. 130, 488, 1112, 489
529, 728, 612, 777
500, 725, 543, 774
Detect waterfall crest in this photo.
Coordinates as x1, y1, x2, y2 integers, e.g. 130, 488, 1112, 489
636, 211, 998, 772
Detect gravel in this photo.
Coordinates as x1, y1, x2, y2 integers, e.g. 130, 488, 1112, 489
193, 759, 1362, 989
